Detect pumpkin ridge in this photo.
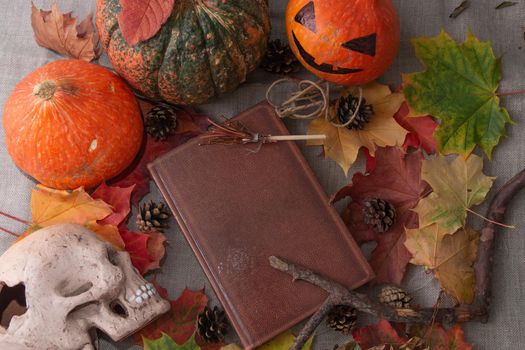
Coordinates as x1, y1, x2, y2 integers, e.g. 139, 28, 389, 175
193, 9, 220, 96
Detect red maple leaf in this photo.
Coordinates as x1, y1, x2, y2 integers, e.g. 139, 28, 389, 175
119, 228, 166, 275
92, 183, 135, 227
352, 319, 407, 349
134, 283, 209, 346
333, 147, 429, 284
420, 324, 473, 350
110, 102, 209, 205
394, 102, 438, 154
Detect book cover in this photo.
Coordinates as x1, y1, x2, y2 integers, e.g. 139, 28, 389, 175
148, 102, 373, 349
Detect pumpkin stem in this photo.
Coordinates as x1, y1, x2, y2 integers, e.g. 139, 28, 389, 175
33, 80, 57, 100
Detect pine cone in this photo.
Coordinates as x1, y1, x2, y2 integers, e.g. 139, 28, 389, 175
379, 285, 412, 309
197, 306, 228, 343
261, 39, 302, 75
336, 94, 374, 130
145, 105, 178, 141
363, 198, 396, 233
136, 201, 170, 232
326, 305, 357, 335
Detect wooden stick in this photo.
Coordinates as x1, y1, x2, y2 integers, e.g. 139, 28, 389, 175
268, 135, 326, 142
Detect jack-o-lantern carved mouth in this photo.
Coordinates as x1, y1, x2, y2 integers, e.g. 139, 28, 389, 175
292, 31, 364, 75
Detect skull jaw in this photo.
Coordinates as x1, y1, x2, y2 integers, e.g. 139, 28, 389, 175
91, 295, 170, 341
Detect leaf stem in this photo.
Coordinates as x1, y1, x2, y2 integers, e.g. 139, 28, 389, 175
466, 208, 515, 229
497, 90, 525, 97
0, 211, 30, 225
0, 226, 20, 238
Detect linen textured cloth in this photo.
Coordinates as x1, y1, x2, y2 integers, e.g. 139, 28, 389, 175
0, 1, 524, 349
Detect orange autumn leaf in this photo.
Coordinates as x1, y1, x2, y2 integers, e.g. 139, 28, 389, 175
21, 185, 124, 249
31, 0, 101, 61
307, 82, 407, 174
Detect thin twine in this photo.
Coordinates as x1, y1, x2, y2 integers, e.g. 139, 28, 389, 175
327, 86, 363, 128
266, 78, 329, 120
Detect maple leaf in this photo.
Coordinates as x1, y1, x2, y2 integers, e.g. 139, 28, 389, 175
24, 185, 124, 249
405, 224, 479, 304
333, 147, 429, 284
117, 0, 175, 46
258, 330, 313, 350
394, 102, 438, 154
120, 228, 167, 275
413, 154, 495, 234
403, 30, 512, 157
144, 333, 200, 350
352, 320, 406, 349
307, 82, 407, 175
92, 183, 135, 226
111, 103, 209, 205
31, 0, 100, 61
135, 284, 208, 346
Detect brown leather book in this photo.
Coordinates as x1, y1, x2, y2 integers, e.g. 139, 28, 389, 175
148, 102, 373, 349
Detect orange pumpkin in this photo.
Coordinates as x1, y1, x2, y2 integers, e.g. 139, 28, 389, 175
286, 0, 400, 85
3, 59, 143, 189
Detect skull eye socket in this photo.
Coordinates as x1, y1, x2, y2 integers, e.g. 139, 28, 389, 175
107, 246, 119, 266
294, 1, 316, 33
342, 33, 377, 57
0, 283, 27, 330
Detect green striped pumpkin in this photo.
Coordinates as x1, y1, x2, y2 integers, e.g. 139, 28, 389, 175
96, 0, 270, 105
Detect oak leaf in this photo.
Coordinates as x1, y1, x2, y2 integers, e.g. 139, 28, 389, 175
134, 285, 209, 346
144, 333, 200, 350
413, 154, 495, 234
92, 183, 135, 226
403, 30, 512, 157
333, 147, 429, 284
117, 0, 175, 46
31, 0, 100, 61
111, 103, 209, 205
25, 185, 124, 249
307, 82, 407, 174
258, 330, 313, 350
410, 324, 473, 350
120, 229, 167, 275
405, 225, 479, 304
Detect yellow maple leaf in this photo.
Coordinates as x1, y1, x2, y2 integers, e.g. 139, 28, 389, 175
20, 185, 124, 249
257, 330, 313, 350
404, 224, 479, 304
413, 154, 495, 235
307, 82, 407, 174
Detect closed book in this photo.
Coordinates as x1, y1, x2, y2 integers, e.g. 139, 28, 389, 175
148, 102, 373, 349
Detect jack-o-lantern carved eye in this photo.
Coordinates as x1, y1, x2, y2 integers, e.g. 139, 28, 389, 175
342, 33, 377, 57
294, 1, 316, 33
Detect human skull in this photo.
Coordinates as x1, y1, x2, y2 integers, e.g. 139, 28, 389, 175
0, 224, 171, 350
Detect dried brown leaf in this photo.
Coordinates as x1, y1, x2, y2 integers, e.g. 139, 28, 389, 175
31, 0, 100, 61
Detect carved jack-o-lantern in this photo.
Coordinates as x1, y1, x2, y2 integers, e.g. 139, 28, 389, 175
286, 0, 400, 86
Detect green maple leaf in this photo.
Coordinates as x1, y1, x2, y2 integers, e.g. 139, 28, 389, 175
403, 30, 513, 157
143, 333, 200, 350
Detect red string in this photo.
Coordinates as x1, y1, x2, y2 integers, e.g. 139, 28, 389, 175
0, 211, 30, 225
0, 226, 20, 238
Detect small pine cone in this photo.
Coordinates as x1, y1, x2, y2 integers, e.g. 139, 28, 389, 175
379, 285, 412, 309
336, 94, 374, 130
197, 306, 228, 343
136, 201, 170, 232
363, 198, 396, 233
326, 305, 357, 335
145, 105, 178, 141
261, 39, 302, 75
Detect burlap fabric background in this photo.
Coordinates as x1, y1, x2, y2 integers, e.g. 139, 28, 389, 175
1, 1, 524, 349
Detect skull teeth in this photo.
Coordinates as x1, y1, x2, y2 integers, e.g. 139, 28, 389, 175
131, 283, 157, 304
